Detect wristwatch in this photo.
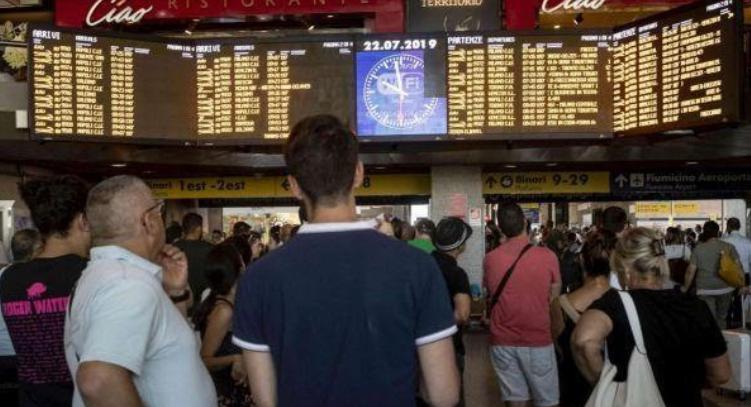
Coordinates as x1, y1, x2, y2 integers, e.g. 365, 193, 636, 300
170, 289, 191, 303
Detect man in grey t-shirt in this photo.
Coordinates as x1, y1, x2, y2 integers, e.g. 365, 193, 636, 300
65, 176, 216, 407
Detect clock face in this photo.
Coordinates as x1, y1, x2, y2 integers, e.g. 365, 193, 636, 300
362, 54, 439, 130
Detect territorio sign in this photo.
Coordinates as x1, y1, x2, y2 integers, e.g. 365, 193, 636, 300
55, 0, 404, 32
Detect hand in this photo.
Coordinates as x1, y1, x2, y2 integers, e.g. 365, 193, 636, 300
231, 355, 247, 385
159, 244, 189, 296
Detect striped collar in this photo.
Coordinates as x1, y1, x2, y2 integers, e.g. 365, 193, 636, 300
298, 220, 377, 234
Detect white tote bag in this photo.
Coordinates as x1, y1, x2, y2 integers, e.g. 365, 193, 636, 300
585, 291, 666, 407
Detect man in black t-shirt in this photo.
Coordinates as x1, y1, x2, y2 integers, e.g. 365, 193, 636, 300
174, 213, 213, 304
432, 217, 472, 407
0, 175, 90, 407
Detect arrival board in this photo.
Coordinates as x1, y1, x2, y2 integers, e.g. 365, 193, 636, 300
194, 39, 353, 142
30, 29, 195, 140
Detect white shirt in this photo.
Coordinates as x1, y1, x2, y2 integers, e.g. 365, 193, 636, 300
665, 244, 691, 261
724, 231, 751, 276
65, 246, 216, 407
663, 244, 692, 289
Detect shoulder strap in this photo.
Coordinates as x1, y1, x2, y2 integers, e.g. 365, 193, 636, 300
618, 291, 647, 354
489, 244, 533, 314
559, 294, 581, 323
215, 297, 235, 309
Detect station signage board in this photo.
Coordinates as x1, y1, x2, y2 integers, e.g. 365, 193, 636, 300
611, 171, 751, 196
406, 0, 501, 33
635, 201, 671, 218
482, 171, 610, 195
146, 174, 431, 199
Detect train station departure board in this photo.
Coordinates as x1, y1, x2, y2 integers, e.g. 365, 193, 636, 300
612, 0, 742, 135
28, 0, 743, 144
446, 33, 611, 137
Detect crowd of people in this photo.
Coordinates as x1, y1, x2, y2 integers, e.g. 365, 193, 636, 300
0, 113, 747, 407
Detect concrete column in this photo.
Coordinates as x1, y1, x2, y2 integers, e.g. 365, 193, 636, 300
431, 166, 485, 287
207, 208, 224, 235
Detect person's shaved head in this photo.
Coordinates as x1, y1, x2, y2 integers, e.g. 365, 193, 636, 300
86, 175, 155, 246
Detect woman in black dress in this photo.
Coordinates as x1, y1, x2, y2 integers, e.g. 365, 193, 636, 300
551, 230, 614, 406
192, 244, 252, 407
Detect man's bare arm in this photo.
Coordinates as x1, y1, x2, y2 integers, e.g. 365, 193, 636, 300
417, 337, 460, 407
453, 293, 471, 325
77, 361, 142, 407
705, 354, 731, 387
243, 350, 277, 407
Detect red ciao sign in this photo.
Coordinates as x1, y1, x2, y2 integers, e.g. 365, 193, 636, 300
55, 0, 404, 32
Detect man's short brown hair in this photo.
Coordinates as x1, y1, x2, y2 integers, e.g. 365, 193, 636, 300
284, 115, 358, 207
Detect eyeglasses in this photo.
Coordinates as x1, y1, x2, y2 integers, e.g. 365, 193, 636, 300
143, 199, 166, 223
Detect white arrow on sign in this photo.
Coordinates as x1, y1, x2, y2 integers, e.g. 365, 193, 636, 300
615, 174, 628, 188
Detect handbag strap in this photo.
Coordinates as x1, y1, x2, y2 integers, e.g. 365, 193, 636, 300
617, 291, 647, 355
559, 294, 581, 323
489, 244, 533, 314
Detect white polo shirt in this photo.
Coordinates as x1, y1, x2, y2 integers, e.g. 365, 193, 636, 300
65, 246, 216, 407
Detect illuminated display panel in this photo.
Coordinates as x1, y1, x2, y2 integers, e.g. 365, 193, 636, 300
354, 36, 448, 138
612, 0, 742, 135
194, 38, 354, 143
446, 33, 612, 138
28, 0, 743, 145
29, 28, 195, 142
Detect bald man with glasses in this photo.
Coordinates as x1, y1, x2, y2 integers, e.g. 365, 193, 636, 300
65, 175, 216, 407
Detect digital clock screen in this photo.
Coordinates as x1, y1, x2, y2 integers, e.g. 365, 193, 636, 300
355, 36, 447, 137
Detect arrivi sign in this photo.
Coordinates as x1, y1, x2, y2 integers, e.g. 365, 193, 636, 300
56, 0, 404, 32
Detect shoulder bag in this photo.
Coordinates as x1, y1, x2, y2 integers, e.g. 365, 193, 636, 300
719, 249, 745, 288
585, 291, 666, 407
487, 244, 532, 316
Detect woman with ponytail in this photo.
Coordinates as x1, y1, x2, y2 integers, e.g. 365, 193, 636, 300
572, 227, 731, 407
192, 244, 251, 407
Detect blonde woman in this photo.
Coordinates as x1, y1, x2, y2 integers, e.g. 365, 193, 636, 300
572, 227, 730, 407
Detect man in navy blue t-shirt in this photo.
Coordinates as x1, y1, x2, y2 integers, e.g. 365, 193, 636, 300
232, 115, 460, 407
